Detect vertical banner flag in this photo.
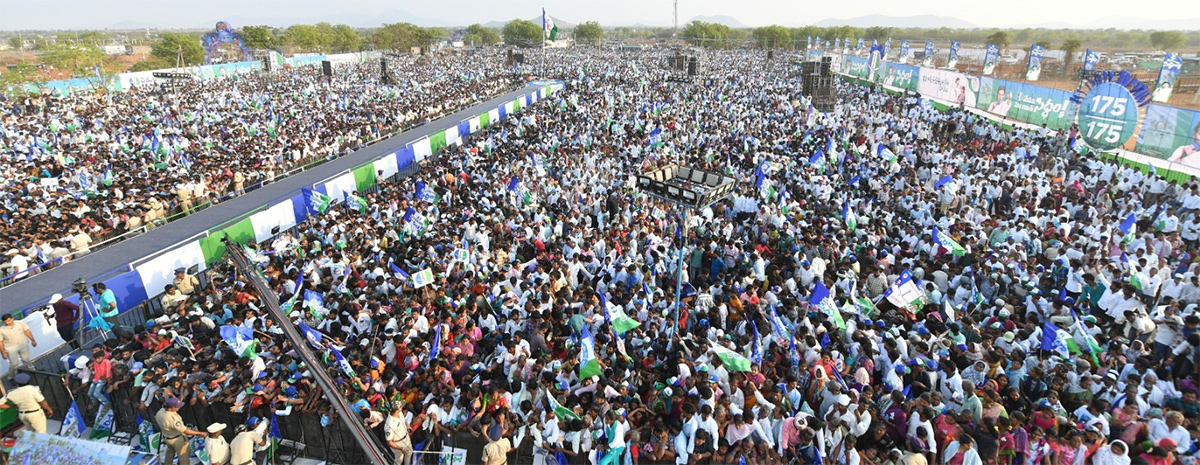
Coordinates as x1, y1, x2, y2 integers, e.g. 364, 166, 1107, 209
856, 38, 864, 52
868, 43, 884, 82
923, 41, 935, 67
1083, 49, 1100, 71
983, 44, 1000, 75
542, 9, 558, 41
900, 40, 910, 64
816, 36, 822, 49
807, 36, 812, 49
1153, 53, 1183, 103
1027, 44, 1045, 81
947, 41, 961, 68
884, 39, 892, 59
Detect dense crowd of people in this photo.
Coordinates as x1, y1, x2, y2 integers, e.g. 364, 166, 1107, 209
43, 46, 1200, 465
0, 50, 517, 282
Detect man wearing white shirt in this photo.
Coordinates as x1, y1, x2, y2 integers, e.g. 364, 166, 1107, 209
1149, 411, 1192, 454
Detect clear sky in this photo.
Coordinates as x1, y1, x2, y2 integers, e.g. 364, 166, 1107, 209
0, 0, 1192, 31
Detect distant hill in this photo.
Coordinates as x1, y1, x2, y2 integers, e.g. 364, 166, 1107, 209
1082, 16, 1200, 30
813, 14, 978, 29
483, 16, 576, 30
690, 15, 749, 29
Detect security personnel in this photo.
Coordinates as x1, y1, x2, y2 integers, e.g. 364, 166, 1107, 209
156, 397, 205, 465
0, 313, 37, 370
174, 268, 200, 295
0, 373, 53, 432
206, 422, 231, 465
230, 418, 268, 465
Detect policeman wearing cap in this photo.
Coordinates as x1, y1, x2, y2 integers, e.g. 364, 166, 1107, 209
156, 397, 206, 465
0, 373, 53, 432
230, 417, 269, 465
206, 422, 231, 465
174, 267, 200, 295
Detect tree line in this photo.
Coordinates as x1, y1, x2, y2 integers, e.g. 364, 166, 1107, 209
671, 22, 1199, 52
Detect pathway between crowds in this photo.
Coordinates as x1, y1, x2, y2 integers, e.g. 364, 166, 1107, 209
0, 83, 544, 313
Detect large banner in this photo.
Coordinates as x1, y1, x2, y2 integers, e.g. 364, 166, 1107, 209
1137, 104, 1200, 166
947, 41, 961, 69
976, 77, 1080, 130
918, 67, 980, 107
878, 62, 920, 91
1083, 49, 1100, 71
843, 56, 870, 80
1153, 53, 1184, 103
10, 430, 131, 465
899, 40, 910, 64
983, 44, 999, 75
856, 38, 864, 53
868, 42, 883, 81
923, 41, 935, 67
1027, 44, 1045, 81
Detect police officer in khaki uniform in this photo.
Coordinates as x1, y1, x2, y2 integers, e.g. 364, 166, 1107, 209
0, 313, 37, 371
176, 182, 194, 214
230, 417, 268, 465
156, 397, 206, 465
206, 422, 231, 465
174, 268, 200, 295
0, 373, 53, 433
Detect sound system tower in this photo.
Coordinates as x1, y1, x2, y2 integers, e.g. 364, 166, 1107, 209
767, 50, 775, 61
321, 60, 333, 78
380, 59, 390, 85
687, 57, 698, 76
513, 52, 524, 65
803, 58, 836, 112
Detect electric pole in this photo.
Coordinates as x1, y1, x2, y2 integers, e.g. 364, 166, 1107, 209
673, 0, 679, 37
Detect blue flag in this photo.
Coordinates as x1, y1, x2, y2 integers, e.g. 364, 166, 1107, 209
390, 262, 410, 281
297, 322, 325, 349
934, 175, 954, 190
507, 176, 521, 192
751, 321, 763, 366
60, 400, 87, 438
427, 323, 441, 368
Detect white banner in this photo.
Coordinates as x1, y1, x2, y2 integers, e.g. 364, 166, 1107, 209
323, 172, 357, 203
413, 138, 433, 162
136, 240, 207, 297
445, 126, 460, 146
489, 108, 501, 124
374, 154, 400, 180
249, 199, 297, 243
917, 68, 980, 108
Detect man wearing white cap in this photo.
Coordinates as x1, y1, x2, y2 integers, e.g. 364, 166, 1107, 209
206, 423, 230, 465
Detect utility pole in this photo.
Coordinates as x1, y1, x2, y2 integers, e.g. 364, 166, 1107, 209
673, 0, 679, 37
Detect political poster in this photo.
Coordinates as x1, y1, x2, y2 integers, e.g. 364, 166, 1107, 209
856, 38, 864, 52
1136, 104, 1200, 166
878, 62, 920, 92
1027, 44, 1045, 81
983, 44, 1000, 75
843, 56, 870, 80
947, 41, 961, 69
1152, 53, 1184, 103
976, 78, 1080, 130
917, 68, 979, 108
1083, 49, 1100, 71
923, 41, 935, 67
10, 430, 131, 465
899, 40, 910, 64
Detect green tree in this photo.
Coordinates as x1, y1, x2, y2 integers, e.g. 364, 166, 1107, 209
1061, 38, 1082, 68
986, 30, 1011, 48
862, 26, 890, 43
151, 33, 205, 66
7, 37, 22, 49
0, 61, 47, 93
1149, 31, 1186, 50
790, 26, 822, 48
126, 57, 170, 72
681, 21, 731, 48
41, 43, 105, 74
752, 25, 790, 49
464, 24, 500, 46
283, 25, 323, 52
502, 19, 543, 47
574, 21, 604, 45
331, 24, 363, 52
1034, 40, 1052, 49
372, 23, 440, 52
240, 25, 278, 49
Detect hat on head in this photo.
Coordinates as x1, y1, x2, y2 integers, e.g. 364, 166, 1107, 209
207, 423, 227, 433
174, 267, 186, 274
166, 397, 184, 408
130, 361, 144, 373
13, 373, 30, 385
49, 293, 62, 304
